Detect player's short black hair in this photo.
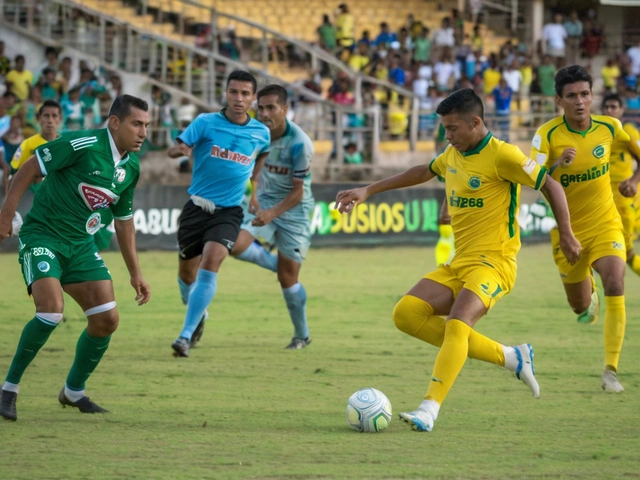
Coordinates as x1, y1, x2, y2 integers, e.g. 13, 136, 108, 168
436, 88, 484, 120
226, 70, 257, 94
108, 94, 149, 120
602, 93, 623, 110
257, 84, 288, 106
15, 54, 25, 63
38, 99, 62, 116
555, 65, 592, 97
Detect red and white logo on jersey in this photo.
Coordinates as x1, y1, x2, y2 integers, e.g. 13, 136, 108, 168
78, 183, 119, 211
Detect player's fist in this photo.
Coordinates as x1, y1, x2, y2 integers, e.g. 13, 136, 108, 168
619, 179, 637, 198
0, 211, 15, 241
560, 232, 582, 266
335, 187, 368, 214
560, 147, 577, 166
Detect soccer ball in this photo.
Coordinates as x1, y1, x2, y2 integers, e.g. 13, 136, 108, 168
346, 388, 392, 432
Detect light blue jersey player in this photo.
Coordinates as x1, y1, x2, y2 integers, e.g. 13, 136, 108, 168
232, 85, 315, 350
167, 70, 271, 358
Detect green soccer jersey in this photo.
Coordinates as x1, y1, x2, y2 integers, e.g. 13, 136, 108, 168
20, 128, 140, 245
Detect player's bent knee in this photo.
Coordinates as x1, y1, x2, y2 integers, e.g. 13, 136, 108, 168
85, 301, 119, 334
392, 295, 434, 335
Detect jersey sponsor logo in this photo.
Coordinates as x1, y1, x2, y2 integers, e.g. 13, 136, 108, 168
31, 247, 56, 259
265, 163, 291, 175
86, 212, 102, 235
90, 170, 101, 176
70, 136, 98, 151
612, 241, 624, 250
12, 146, 22, 162
447, 166, 457, 174
522, 158, 537, 175
480, 282, 502, 298
449, 190, 484, 208
221, 238, 235, 250
37, 261, 50, 273
115, 167, 126, 183
592, 145, 605, 159
40, 147, 52, 162
559, 163, 610, 188
210, 145, 253, 165
468, 176, 482, 189
78, 183, 119, 211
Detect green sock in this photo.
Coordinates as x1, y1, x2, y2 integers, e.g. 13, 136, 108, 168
65, 330, 111, 391
6, 316, 58, 385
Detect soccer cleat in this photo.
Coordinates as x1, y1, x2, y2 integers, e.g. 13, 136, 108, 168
577, 290, 600, 325
0, 390, 18, 421
171, 337, 190, 357
514, 344, 540, 399
284, 337, 312, 350
190, 310, 209, 348
601, 370, 624, 393
399, 408, 435, 432
58, 388, 109, 413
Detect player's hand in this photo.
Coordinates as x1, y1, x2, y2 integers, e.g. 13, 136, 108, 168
559, 233, 582, 266
131, 275, 151, 306
558, 147, 577, 167
249, 195, 260, 214
335, 187, 368, 214
252, 208, 276, 227
619, 179, 637, 198
0, 211, 12, 242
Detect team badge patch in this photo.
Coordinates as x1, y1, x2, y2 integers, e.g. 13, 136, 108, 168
78, 183, 119, 211
115, 167, 126, 183
37, 261, 50, 273
592, 145, 605, 159
86, 212, 102, 235
468, 176, 482, 189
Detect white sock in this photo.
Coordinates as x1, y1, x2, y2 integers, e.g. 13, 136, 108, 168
503, 346, 518, 372
64, 385, 85, 402
2, 381, 19, 393
419, 399, 440, 420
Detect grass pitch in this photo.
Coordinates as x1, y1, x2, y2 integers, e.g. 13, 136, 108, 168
0, 245, 639, 479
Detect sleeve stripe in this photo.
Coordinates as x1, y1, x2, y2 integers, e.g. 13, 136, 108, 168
534, 167, 547, 190
114, 214, 133, 221
428, 158, 437, 175
35, 149, 47, 176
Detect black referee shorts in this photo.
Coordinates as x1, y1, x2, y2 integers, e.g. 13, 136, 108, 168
177, 200, 243, 260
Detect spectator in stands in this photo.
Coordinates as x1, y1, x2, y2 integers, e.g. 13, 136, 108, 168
412, 64, 430, 103
433, 17, 455, 61
563, 10, 583, 66
78, 68, 110, 128
413, 26, 431, 64
57, 56, 78, 94
60, 86, 83, 130
23, 85, 43, 136
335, 3, 355, 53
220, 28, 241, 61
388, 55, 406, 87
492, 77, 513, 142
471, 25, 483, 52
542, 13, 567, 68
469, 0, 483, 25
2, 115, 23, 167
0, 101, 8, 194
3, 92, 20, 118
349, 43, 371, 72
329, 74, 355, 106
602, 58, 621, 94
107, 74, 123, 100
434, 49, 458, 93
40, 68, 62, 101
373, 23, 396, 49
358, 30, 371, 47
398, 28, 413, 51
582, 20, 604, 62
5, 55, 33, 102
502, 60, 522, 108
519, 55, 533, 98
482, 55, 501, 96
151, 85, 174, 145
624, 87, 640, 110
317, 14, 337, 52
35, 47, 59, 84
626, 40, 640, 77
537, 54, 556, 98
451, 9, 464, 46
0, 41, 10, 77
344, 142, 362, 164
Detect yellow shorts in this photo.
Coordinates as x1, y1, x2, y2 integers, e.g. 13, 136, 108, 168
550, 227, 626, 284
612, 183, 636, 250
424, 253, 516, 310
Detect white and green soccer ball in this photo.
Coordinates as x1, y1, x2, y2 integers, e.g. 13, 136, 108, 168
346, 388, 392, 432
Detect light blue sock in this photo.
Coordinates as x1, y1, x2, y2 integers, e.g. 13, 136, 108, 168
179, 269, 217, 340
178, 277, 194, 305
236, 242, 278, 272
282, 283, 309, 339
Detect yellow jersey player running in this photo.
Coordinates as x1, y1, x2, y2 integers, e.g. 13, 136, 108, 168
335, 88, 580, 432
531, 66, 630, 393
601, 93, 640, 275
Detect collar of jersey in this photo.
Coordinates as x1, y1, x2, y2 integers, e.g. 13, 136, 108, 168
462, 131, 492, 156
563, 115, 594, 137
107, 128, 130, 166
220, 107, 251, 126
283, 120, 291, 137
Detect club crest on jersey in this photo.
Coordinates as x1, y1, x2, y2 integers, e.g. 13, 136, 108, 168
86, 212, 102, 235
468, 176, 482, 189
592, 145, 605, 159
115, 167, 126, 183
210, 145, 252, 165
37, 261, 50, 273
78, 182, 119, 211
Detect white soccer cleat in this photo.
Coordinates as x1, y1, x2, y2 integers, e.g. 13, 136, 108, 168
601, 370, 624, 393
399, 402, 438, 432
514, 344, 540, 399
577, 290, 599, 325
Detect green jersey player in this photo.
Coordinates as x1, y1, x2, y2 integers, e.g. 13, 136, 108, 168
0, 95, 151, 421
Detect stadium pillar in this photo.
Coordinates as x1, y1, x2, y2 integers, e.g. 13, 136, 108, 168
531, 0, 543, 61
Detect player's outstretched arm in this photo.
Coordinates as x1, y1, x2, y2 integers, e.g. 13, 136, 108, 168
540, 175, 582, 265
335, 164, 435, 214
114, 218, 151, 306
0, 155, 42, 241
252, 177, 304, 227
167, 140, 192, 159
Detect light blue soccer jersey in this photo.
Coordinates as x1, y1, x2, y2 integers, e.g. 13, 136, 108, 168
178, 110, 271, 207
257, 120, 314, 219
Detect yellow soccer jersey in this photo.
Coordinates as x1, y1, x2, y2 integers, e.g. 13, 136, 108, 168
532, 115, 629, 238
429, 133, 546, 259
609, 122, 640, 183
10, 134, 49, 171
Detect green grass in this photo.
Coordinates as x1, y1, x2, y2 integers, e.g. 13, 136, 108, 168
0, 245, 639, 480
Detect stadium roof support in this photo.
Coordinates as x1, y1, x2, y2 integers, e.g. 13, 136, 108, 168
600, 0, 640, 5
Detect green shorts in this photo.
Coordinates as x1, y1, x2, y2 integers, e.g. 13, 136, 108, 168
18, 234, 112, 292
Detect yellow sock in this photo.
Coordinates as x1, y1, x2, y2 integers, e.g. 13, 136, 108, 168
603, 296, 626, 371
629, 254, 640, 276
393, 295, 505, 366
425, 319, 470, 405
435, 224, 454, 265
